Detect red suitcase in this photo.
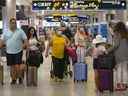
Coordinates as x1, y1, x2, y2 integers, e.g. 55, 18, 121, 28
98, 69, 113, 92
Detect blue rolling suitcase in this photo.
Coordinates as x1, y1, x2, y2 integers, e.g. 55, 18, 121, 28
74, 63, 88, 82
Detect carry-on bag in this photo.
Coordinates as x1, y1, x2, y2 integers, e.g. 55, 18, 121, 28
98, 69, 113, 92
74, 63, 87, 82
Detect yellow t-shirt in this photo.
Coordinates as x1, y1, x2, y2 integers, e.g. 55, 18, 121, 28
51, 35, 66, 59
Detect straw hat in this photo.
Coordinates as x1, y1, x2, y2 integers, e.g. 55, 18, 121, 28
92, 35, 106, 44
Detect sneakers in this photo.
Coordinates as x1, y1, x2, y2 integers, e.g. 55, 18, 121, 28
115, 83, 127, 91
11, 80, 16, 85
11, 78, 23, 85
33, 83, 37, 87
19, 78, 23, 85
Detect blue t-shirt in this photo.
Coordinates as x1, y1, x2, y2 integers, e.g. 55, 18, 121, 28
1, 28, 27, 54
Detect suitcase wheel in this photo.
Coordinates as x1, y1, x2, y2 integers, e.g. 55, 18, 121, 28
65, 72, 68, 76
110, 89, 114, 92
74, 79, 76, 82
74, 79, 79, 83
80, 80, 87, 82
50, 71, 54, 79
99, 89, 103, 93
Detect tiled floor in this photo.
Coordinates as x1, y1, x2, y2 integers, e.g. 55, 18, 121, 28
0, 56, 128, 96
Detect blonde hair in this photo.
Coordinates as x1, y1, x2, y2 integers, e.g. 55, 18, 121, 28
9, 17, 16, 22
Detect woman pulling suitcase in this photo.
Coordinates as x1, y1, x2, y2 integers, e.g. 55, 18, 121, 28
73, 25, 89, 82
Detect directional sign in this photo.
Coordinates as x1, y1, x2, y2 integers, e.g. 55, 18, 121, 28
99, 1, 126, 9
32, 0, 127, 10
32, 1, 70, 10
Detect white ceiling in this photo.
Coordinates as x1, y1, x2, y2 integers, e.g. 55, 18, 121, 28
16, 0, 32, 6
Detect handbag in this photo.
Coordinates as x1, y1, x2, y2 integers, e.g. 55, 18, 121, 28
65, 47, 77, 63
39, 52, 43, 64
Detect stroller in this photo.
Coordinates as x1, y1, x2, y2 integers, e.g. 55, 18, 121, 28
50, 44, 77, 79
64, 62, 73, 78
50, 57, 73, 79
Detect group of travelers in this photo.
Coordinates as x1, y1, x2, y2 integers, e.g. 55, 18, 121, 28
0, 17, 128, 93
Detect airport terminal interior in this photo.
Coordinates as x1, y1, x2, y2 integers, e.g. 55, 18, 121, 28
0, 0, 128, 96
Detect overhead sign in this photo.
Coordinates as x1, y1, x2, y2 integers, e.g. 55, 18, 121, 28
52, 13, 77, 17
32, 0, 127, 10
69, 1, 100, 10
32, 1, 70, 10
43, 21, 60, 27
99, 0, 127, 10
20, 20, 29, 25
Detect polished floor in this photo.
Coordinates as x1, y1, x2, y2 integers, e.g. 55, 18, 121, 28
0, 56, 128, 96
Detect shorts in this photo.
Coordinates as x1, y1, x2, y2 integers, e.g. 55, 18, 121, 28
6, 51, 23, 66
27, 50, 40, 67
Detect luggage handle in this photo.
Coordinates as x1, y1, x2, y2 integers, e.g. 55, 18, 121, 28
79, 47, 84, 64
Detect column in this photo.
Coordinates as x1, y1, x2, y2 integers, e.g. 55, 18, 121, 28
2, 7, 8, 32
7, 0, 16, 19
97, 11, 107, 22
115, 10, 125, 21
2, 0, 16, 32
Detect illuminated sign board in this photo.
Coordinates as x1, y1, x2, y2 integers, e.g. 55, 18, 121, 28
99, 0, 126, 9
32, 1, 70, 10
52, 13, 77, 16
43, 21, 60, 27
32, 0, 126, 10
69, 1, 100, 10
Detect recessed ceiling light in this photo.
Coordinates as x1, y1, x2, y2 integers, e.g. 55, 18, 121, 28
34, 3, 37, 6
121, 2, 125, 6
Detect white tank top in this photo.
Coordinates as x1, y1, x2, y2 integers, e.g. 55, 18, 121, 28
29, 38, 38, 50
